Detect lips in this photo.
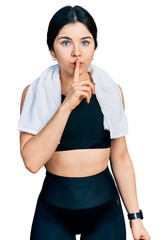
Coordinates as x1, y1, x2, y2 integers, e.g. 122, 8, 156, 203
71, 61, 83, 64
71, 62, 83, 68
71, 62, 76, 67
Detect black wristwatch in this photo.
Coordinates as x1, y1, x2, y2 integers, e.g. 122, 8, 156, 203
128, 210, 143, 220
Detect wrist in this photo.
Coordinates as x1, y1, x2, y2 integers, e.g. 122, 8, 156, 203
130, 218, 142, 223
127, 209, 143, 220
59, 104, 72, 114
129, 218, 142, 229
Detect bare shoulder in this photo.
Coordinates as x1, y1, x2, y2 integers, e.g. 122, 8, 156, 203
20, 84, 30, 115
117, 84, 125, 110
19, 84, 35, 154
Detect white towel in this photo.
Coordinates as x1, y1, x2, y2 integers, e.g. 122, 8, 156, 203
17, 63, 129, 139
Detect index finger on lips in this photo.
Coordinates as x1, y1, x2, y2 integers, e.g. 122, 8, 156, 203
73, 58, 80, 82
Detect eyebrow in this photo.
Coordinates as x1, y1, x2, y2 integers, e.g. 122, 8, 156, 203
57, 36, 92, 41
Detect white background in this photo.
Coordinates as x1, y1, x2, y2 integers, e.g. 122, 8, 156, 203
0, 0, 168, 239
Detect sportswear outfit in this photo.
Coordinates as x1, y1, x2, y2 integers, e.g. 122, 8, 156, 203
18, 64, 129, 239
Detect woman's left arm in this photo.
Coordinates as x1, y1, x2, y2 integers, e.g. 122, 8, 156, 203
109, 85, 151, 240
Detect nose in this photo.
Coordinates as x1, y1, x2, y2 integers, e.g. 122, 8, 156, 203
71, 44, 81, 58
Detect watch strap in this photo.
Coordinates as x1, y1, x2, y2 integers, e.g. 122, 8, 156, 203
128, 209, 143, 220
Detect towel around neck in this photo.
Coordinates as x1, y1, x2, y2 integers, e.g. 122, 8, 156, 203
17, 63, 129, 139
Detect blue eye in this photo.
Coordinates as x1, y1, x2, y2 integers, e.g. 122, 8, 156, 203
62, 41, 70, 46
82, 41, 89, 46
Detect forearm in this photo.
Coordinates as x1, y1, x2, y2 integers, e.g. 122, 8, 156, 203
22, 105, 72, 173
110, 156, 140, 214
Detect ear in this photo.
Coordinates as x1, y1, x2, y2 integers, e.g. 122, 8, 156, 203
50, 49, 56, 58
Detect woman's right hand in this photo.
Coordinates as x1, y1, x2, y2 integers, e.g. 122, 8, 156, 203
62, 58, 95, 111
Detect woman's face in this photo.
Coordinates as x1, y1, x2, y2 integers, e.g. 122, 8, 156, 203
50, 22, 95, 77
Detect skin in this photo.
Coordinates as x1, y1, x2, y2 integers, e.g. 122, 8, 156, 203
19, 22, 150, 239
51, 22, 150, 239
44, 21, 111, 178
50, 22, 95, 97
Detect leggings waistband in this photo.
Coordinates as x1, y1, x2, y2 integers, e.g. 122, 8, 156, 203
39, 165, 119, 210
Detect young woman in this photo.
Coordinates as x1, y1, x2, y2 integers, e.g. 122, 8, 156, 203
18, 5, 150, 240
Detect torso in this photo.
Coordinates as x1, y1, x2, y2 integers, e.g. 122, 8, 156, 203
44, 148, 111, 177
44, 71, 111, 177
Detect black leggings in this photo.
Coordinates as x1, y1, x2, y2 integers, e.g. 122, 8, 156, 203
30, 166, 126, 240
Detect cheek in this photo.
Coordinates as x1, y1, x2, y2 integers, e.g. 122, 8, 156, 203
84, 52, 94, 61
83, 45, 94, 57
54, 44, 71, 56
55, 49, 70, 62
55, 47, 66, 56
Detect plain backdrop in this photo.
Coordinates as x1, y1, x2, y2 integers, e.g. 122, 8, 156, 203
0, 0, 168, 239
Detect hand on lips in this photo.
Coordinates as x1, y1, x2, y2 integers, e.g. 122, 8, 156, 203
61, 58, 95, 111
71, 60, 83, 67
73, 58, 95, 101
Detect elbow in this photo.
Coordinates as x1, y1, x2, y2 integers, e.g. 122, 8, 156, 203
21, 148, 40, 174
24, 160, 40, 174
22, 154, 40, 174
111, 154, 134, 170
25, 163, 39, 174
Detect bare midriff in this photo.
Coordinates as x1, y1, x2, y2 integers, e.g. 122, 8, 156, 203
44, 148, 111, 177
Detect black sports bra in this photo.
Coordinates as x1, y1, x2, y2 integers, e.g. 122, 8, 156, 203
55, 94, 111, 151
